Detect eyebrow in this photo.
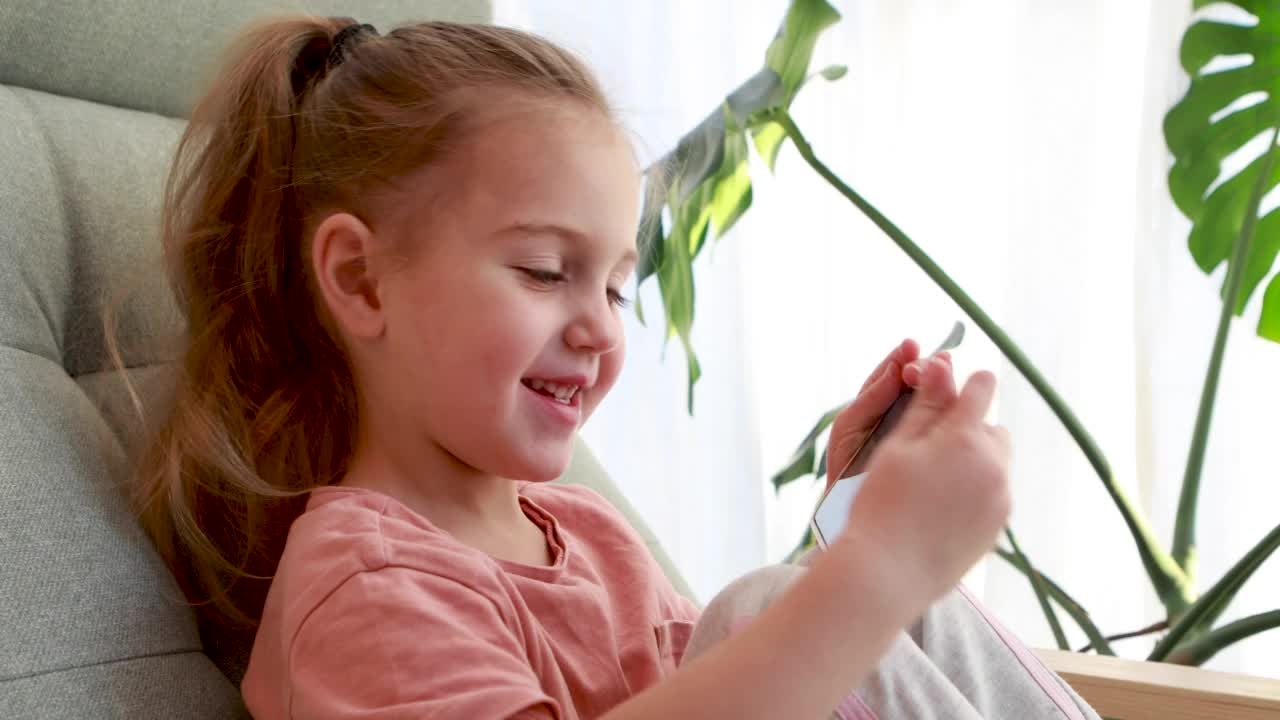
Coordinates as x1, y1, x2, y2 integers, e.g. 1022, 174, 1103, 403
503, 222, 638, 264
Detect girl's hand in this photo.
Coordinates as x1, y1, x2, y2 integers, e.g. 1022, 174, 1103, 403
824, 339, 955, 494
839, 358, 1011, 606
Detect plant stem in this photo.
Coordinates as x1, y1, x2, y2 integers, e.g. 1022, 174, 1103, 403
774, 111, 1193, 613
1150, 520, 1280, 661
1171, 126, 1280, 579
1077, 620, 1168, 653
994, 547, 1116, 656
1005, 528, 1069, 650
1166, 609, 1280, 666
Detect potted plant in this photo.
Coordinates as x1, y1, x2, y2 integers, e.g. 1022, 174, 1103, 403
634, 0, 1279, 713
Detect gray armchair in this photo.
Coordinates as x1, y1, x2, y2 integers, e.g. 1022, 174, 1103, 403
0, 2, 689, 717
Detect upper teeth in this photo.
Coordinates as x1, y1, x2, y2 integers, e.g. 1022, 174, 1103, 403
528, 379, 579, 404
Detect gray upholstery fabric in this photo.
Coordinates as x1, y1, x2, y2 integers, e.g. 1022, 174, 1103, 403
0, 1, 694, 717
0, 0, 491, 119
0, 87, 186, 377
0, 344, 211, 706
2, 654, 247, 720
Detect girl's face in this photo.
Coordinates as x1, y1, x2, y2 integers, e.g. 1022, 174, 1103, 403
368, 106, 640, 483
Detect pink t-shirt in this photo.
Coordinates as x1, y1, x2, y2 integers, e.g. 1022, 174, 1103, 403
241, 483, 701, 720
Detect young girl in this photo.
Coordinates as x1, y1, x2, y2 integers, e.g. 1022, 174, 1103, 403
134, 15, 1100, 720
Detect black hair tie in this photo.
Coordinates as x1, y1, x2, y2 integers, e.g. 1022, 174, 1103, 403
329, 23, 378, 66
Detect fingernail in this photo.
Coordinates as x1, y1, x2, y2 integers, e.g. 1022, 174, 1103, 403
905, 361, 923, 379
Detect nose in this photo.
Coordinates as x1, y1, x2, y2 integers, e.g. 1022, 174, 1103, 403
564, 291, 622, 355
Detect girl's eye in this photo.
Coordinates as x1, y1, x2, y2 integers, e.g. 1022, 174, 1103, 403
607, 288, 631, 309
518, 267, 629, 308
519, 268, 566, 286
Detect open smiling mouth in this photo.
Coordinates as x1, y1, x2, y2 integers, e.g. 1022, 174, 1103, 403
520, 379, 581, 406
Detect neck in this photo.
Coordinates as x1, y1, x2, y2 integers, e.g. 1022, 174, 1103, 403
341, 413, 526, 539
338, 366, 553, 568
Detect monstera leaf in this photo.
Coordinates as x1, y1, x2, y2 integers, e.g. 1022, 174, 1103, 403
637, 0, 845, 410
1165, 0, 1280, 341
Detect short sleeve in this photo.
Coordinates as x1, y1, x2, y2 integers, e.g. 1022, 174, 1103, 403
286, 567, 561, 720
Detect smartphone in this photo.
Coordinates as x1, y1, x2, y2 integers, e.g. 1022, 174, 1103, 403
809, 392, 912, 549
809, 323, 965, 550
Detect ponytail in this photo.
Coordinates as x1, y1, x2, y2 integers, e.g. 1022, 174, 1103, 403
134, 16, 360, 626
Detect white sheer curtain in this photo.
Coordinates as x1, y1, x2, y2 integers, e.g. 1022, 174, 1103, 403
496, 0, 1280, 678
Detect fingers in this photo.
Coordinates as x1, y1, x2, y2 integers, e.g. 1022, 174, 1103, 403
914, 355, 957, 401
903, 350, 951, 387
948, 371, 998, 427
895, 356, 961, 436
828, 370, 906, 488
860, 339, 920, 395
930, 354, 957, 398
852, 339, 920, 423
829, 339, 920, 489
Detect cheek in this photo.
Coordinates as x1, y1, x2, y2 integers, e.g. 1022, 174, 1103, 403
584, 337, 625, 418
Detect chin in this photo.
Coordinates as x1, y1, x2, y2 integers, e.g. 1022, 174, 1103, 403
520, 457, 573, 483
512, 444, 576, 483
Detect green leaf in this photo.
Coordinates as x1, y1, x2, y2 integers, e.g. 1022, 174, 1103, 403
635, 175, 667, 296
1261, 271, 1280, 339
765, 0, 842, 101
770, 404, 845, 491
1166, 609, 1280, 666
656, 188, 701, 412
1235, 209, 1280, 314
1151, 520, 1280, 661
1185, 151, 1280, 278
751, 64, 846, 174
817, 64, 848, 81
681, 337, 702, 414
1191, 0, 1274, 21
635, 0, 844, 412
750, 120, 789, 172
1165, 1, 1280, 342
636, 75, 783, 409
934, 320, 967, 353
679, 104, 755, 258
707, 139, 753, 241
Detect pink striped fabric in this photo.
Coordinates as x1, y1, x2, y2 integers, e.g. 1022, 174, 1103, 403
831, 691, 880, 720
956, 586, 1085, 720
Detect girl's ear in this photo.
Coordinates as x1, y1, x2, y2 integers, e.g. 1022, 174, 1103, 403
311, 212, 386, 341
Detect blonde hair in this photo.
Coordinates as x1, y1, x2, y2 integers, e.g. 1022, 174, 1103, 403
130, 15, 613, 626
